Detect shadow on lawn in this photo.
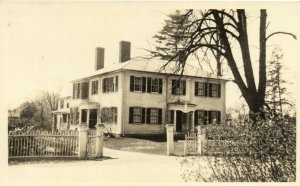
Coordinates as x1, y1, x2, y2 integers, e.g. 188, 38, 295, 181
8, 156, 117, 165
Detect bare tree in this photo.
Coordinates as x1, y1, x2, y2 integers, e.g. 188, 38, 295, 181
150, 9, 296, 117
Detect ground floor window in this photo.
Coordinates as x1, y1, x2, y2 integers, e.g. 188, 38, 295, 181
195, 110, 221, 125
129, 107, 162, 124
81, 109, 87, 123
101, 107, 118, 123
70, 107, 79, 124
62, 114, 68, 123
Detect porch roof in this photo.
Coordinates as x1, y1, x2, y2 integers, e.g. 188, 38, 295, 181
168, 101, 197, 113
52, 109, 70, 114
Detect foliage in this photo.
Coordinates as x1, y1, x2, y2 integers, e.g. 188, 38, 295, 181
8, 90, 60, 132
180, 116, 296, 182
265, 47, 294, 117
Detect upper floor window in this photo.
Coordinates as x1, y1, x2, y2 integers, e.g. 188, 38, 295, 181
73, 82, 89, 99
171, 80, 186, 95
195, 82, 206, 96
195, 82, 221, 98
147, 78, 163, 94
134, 77, 142, 91
103, 76, 118, 93
91, 80, 98, 95
130, 76, 163, 94
66, 103, 69, 108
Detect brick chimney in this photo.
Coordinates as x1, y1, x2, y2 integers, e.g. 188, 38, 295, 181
119, 41, 131, 63
95, 47, 104, 70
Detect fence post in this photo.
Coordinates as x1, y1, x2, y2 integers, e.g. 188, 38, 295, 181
166, 124, 174, 156
196, 125, 202, 155
96, 124, 105, 157
78, 124, 88, 159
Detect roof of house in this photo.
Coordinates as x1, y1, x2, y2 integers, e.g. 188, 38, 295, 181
72, 57, 228, 82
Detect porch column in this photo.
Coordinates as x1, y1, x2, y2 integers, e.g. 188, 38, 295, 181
173, 110, 177, 132
191, 111, 195, 132
86, 109, 90, 128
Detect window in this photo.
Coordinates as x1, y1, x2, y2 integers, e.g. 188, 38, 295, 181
62, 114, 67, 123
150, 108, 158, 124
151, 79, 159, 93
134, 77, 142, 91
72, 83, 81, 99
195, 110, 206, 125
130, 76, 146, 92
129, 107, 162, 124
66, 103, 69, 108
195, 82, 206, 96
210, 111, 220, 124
209, 83, 221, 98
91, 80, 98, 95
211, 84, 218, 97
77, 83, 81, 99
101, 107, 118, 123
81, 82, 89, 99
129, 107, 145, 124
133, 107, 142, 123
81, 109, 87, 123
172, 80, 186, 95
103, 76, 118, 93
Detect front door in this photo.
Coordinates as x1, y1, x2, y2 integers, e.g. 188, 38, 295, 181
176, 111, 187, 132
89, 109, 98, 129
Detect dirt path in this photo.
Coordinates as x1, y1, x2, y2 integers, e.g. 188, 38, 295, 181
6, 148, 184, 184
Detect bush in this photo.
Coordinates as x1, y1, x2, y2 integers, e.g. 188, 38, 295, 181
180, 117, 296, 182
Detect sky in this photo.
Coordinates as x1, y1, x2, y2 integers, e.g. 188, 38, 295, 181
0, 1, 299, 110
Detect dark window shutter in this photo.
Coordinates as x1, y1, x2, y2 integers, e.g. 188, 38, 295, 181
73, 84, 76, 99
169, 110, 174, 124
142, 108, 146, 124
159, 78, 163, 94
102, 79, 106, 93
204, 110, 208, 125
204, 83, 208, 97
142, 77, 146, 92
146, 108, 151, 124
182, 81, 186, 95
130, 76, 134, 92
81, 82, 89, 99
158, 109, 162, 124
218, 111, 221, 124
218, 84, 221, 98
209, 83, 212, 97
115, 76, 118, 91
171, 80, 176, 94
77, 83, 81, 99
195, 82, 198, 96
147, 77, 152, 93
208, 111, 212, 124
129, 107, 133, 124
194, 110, 199, 125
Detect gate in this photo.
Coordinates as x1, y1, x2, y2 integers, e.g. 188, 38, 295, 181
184, 132, 200, 155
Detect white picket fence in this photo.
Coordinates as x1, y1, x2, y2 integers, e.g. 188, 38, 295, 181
8, 125, 104, 159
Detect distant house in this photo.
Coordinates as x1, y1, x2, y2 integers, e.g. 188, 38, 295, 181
52, 96, 72, 130
53, 41, 227, 137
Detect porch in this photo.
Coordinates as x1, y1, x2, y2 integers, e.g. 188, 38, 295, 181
168, 101, 197, 133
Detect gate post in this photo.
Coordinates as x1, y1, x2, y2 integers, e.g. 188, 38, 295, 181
96, 124, 105, 157
78, 124, 88, 159
196, 125, 202, 155
166, 124, 174, 156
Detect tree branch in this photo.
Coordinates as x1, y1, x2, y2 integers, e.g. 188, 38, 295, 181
266, 31, 297, 41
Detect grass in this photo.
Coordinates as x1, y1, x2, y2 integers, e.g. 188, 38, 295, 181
103, 137, 185, 156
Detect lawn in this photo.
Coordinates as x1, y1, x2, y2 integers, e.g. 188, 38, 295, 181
103, 137, 185, 156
